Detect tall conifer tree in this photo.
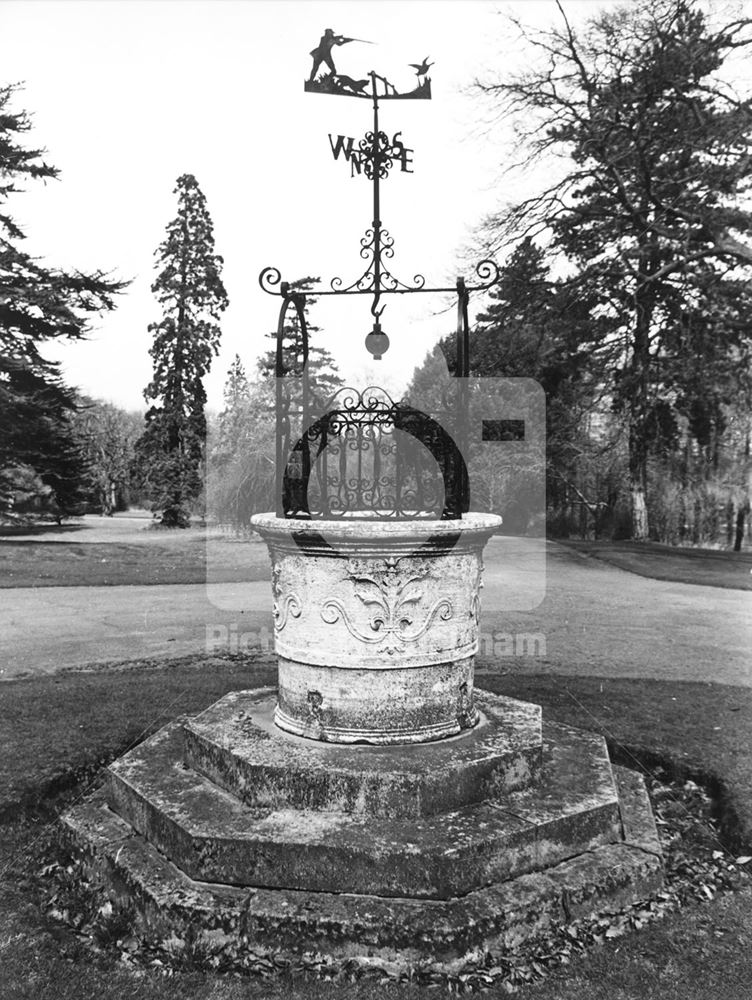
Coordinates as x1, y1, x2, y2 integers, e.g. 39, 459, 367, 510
214, 354, 252, 466
256, 277, 342, 402
136, 174, 228, 526
0, 83, 125, 516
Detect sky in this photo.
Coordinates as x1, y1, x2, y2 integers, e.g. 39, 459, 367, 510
3, 0, 604, 412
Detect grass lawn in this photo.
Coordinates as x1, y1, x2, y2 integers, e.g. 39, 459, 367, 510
558, 538, 752, 590
3, 514, 751, 591
0, 535, 270, 587
2, 654, 752, 998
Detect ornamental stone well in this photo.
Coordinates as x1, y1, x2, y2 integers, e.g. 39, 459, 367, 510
250, 512, 500, 744
60, 402, 665, 972
57, 30, 665, 978
58, 248, 666, 980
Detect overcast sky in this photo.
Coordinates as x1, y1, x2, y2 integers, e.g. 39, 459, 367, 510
4, 0, 604, 411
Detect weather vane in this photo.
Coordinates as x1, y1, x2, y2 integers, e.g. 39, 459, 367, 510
305, 28, 432, 101
259, 29, 498, 361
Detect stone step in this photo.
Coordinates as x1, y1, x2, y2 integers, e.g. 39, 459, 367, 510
183, 687, 542, 819
61, 779, 662, 973
104, 718, 622, 899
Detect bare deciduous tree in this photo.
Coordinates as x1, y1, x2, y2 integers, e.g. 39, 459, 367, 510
477, 0, 752, 539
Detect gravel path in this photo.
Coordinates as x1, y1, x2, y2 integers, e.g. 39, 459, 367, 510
1, 538, 748, 685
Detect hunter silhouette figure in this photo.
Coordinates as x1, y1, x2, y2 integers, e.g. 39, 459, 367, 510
308, 29, 374, 82
309, 29, 348, 81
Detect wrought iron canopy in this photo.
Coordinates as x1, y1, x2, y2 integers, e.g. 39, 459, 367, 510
259, 31, 501, 521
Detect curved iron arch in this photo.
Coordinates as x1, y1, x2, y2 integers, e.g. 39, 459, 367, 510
282, 391, 467, 521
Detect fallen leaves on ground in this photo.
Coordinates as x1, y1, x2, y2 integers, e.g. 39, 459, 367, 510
27, 768, 752, 994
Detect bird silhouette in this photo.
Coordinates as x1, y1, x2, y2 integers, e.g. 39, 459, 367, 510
409, 57, 434, 77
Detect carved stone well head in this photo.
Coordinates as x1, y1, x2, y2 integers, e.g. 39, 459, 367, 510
251, 511, 501, 744
252, 374, 503, 745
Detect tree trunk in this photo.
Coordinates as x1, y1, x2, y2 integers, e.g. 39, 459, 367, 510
630, 483, 649, 541
726, 499, 735, 547
628, 416, 650, 540
627, 236, 656, 543
100, 483, 112, 517
734, 502, 748, 552
107, 481, 117, 517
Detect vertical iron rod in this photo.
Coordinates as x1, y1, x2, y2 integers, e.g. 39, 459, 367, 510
295, 293, 311, 514
275, 287, 289, 517
371, 73, 382, 312
457, 277, 470, 514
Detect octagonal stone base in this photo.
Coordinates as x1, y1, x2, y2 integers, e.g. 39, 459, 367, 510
182, 688, 542, 820
59, 688, 664, 972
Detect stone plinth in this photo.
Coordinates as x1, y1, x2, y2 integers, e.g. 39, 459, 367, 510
61, 689, 663, 972
58, 513, 665, 973
250, 513, 501, 744
183, 688, 543, 818
100, 691, 623, 899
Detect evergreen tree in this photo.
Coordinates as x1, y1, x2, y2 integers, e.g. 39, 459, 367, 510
0, 83, 126, 518
409, 239, 603, 532
135, 174, 228, 527
256, 277, 342, 402
207, 361, 277, 527
204, 281, 343, 528
214, 354, 252, 466
465, 238, 608, 526
221, 354, 251, 421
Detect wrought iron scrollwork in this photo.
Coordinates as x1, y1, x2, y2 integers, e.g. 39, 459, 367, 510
280, 385, 467, 521
329, 227, 426, 294
357, 131, 396, 180
472, 258, 501, 290
260, 45, 499, 524
259, 266, 283, 295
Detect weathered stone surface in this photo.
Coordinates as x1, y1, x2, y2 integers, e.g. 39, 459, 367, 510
613, 764, 663, 858
59, 662, 665, 972
548, 844, 664, 921
276, 657, 480, 743
61, 765, 662, 973
106, 715, 619, 899
250, 513, 501, 744
503, 722, 622, 868
184, 688, 542, 819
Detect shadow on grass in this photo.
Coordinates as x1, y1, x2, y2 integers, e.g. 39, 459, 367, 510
558, 538, 752, 590
0, 521, 87, 538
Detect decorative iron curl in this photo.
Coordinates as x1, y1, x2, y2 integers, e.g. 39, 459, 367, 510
471, 258, 501, 290
360, 228, 377, 258
380, 229, 396, 260
327, 228, 427, 295
259, 266, 283, 295
358, 130, 396, 180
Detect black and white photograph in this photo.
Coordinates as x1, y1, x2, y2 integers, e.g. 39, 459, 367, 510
1, 2, 751, 998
